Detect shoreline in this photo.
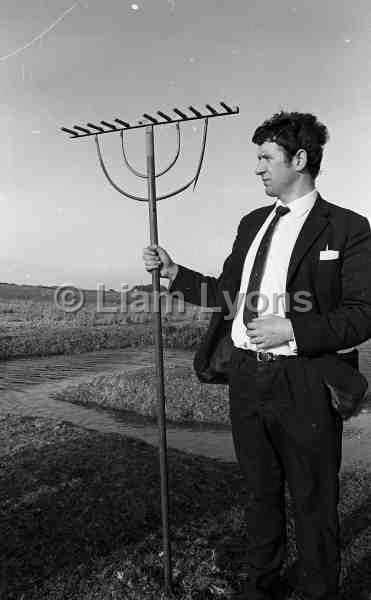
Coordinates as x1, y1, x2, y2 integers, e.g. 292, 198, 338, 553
53, 363, 371, 428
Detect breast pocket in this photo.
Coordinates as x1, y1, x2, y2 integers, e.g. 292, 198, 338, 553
317, 257, 341, 273
315, 258, 342, 307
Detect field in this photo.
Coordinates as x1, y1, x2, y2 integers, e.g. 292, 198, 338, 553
1, 285, 371, 599
1, 414, 370, 600
0, 282, 211, 359
54, 365, 231, 425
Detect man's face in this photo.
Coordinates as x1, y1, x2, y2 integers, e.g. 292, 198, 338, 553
255, 141, 298, 198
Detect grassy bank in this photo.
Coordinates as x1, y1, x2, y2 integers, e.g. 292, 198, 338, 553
53, 365, 230, 425
0, 322, 206, 361
53, 365, 371, 426
0, 415, 370, 599
0, 281, 211, 360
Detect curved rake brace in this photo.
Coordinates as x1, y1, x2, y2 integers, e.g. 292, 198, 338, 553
193, 117, 208, 192
157, 117, 208, 199
120, 122, 181, 179
95, 134, 147, 201
95, 118, 209, 202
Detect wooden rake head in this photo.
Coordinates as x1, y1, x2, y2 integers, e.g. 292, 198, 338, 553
61, 102, 239, 202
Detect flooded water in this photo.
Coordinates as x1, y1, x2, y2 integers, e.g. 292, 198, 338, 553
0, 344, 370, 470
0, 347, 192, 391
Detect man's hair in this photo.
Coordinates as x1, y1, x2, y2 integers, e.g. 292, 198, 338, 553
252, 111, 329, 179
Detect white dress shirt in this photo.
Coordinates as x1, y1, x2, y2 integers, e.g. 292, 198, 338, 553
231, 190, 318, 355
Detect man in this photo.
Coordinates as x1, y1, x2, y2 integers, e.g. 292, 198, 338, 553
142, 111, 371, 600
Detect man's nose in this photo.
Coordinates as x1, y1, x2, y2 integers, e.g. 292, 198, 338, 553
255, 163, 265, 175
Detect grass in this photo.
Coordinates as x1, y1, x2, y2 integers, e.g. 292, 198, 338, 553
0, 415, 249, 600
0, 298, 130, 330
53, 365, 230, 425
0, 284, 211, 360
0, 324, 149, 360
53, 364, 371, 426
0, 414, 370, 600
0, 322, 207, 360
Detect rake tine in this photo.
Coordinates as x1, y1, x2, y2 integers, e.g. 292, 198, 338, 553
157, 111, 173, 122
220, 102, 233, 113
100, 121, 117, 130
115, 118, 131, 128
173, 108, 188, 119
205, 104, 218, 115
143, 113, 159, 124
188, 106, 202, 117
74, 125, 91, 134
87, 123, 105, 132
61, 127, 79, 136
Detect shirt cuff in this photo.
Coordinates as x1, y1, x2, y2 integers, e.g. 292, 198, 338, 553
288, 338, 298, 354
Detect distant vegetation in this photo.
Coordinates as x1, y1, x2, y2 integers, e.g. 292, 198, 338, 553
0, 282, 211, 359
0, 323, 209, 360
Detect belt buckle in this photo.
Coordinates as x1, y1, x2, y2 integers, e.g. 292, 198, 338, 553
257, 350, 274, 362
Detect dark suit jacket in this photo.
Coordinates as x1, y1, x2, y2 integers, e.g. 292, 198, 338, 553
169, 195, 371, 414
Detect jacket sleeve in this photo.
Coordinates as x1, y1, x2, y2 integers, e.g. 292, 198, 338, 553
168, 216, 246, 308
290, 215, 371, 355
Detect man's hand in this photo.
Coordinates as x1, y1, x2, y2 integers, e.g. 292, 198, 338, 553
246, 314, 294, 350
142, 245, 179, 281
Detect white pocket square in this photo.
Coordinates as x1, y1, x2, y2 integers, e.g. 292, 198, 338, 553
320, 250, 339, 260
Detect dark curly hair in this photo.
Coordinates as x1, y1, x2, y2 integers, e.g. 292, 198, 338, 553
252, 111, 329, 179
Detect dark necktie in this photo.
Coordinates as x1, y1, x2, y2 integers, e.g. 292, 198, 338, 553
243, 204, 290, 325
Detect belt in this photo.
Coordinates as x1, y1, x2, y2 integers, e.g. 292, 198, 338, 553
241, 348, 355, 363
242, 349, 300, 362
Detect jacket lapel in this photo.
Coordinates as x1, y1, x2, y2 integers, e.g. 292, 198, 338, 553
239, 204, 275, 258
286, 194, 330, 287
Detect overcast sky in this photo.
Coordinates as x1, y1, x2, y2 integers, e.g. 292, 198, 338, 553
1, 0, 371, 289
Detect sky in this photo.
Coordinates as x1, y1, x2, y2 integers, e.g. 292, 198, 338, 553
1, 0, 371, 290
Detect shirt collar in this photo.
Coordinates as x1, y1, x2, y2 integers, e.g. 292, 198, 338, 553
276, 189, 317, 218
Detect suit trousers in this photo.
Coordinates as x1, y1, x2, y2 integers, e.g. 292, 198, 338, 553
228, 347, 343, 600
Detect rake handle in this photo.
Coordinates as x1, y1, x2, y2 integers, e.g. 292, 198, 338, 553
145, 126, 173, 594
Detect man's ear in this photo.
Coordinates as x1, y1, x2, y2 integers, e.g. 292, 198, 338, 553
294, 148, 308, 172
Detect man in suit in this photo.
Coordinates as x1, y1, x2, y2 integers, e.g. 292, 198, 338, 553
142, 111, 371, 600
